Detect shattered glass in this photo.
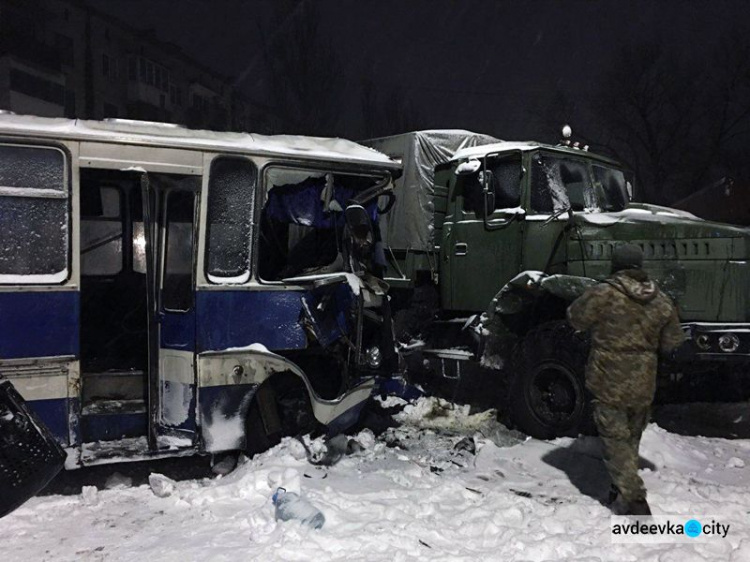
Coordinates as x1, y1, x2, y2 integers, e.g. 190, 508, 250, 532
531, 153, 598, 213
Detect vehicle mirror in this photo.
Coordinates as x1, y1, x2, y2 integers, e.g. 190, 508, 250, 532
455, 158, 481, 176
345, 204, 372, 242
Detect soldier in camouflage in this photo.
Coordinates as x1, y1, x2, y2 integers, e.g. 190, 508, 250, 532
567, 243, 684, 516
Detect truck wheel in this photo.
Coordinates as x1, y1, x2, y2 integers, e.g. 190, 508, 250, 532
509, 321, 594, 439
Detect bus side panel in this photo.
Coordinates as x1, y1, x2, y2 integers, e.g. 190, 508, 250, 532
0, 291, 79, 444
194, 290, 308, 452
0, 359, 78, 444
0, 291, 79, 358
159, 311, 198, 434
195, 290, 308, 352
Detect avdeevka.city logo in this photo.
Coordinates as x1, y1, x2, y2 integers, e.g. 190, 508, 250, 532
684, 519, 702, 538
611, 516, 731, 543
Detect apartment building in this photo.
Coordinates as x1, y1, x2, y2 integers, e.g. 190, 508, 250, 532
0, 0, 252, 131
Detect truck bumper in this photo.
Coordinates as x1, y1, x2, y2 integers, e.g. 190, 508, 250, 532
683, 323, 750, 360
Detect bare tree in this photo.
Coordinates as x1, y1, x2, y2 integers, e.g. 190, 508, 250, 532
535, 33, 750, 205
243, 0, 347, 136
360, 76, 424, 139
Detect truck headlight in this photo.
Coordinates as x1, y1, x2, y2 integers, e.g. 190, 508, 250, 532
365, 346, 382, 369
718, 334, 740, 353
695, 334, 711, 351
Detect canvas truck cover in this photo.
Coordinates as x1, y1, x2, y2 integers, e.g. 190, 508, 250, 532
363, 130, 500, 252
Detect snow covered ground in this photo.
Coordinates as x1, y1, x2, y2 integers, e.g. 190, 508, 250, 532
3, 397, 750, 561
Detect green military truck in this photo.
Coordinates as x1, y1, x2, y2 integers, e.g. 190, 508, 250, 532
364, 130, 750, 439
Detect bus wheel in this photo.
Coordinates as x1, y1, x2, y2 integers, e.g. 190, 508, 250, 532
509, 321, 594, 439
244, 374, 317, 457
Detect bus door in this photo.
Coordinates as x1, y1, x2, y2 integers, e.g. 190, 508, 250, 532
142, 174, 201, 450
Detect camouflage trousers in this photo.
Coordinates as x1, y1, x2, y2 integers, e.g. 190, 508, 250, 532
593, 401, 650, 503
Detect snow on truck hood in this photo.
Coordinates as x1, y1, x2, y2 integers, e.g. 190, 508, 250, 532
577, 206, 702, 226
0, 114, 401, 169
576, 204, 750, 234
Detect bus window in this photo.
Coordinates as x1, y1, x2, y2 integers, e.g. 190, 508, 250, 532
81, 186, 123, 276
206, 157, 257, 283
163, 191, 196, 312
0, 144, 68, 283
258, 169, 381, 281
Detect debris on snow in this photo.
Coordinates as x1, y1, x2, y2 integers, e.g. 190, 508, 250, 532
148, 473, 176, 498
726, 457, 746, 469
2, 401, 750, 561
104, 472, 132, 489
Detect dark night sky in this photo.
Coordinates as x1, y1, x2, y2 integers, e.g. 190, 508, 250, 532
98, 0, 749, 142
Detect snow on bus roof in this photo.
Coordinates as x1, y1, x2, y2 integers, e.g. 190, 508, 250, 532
0, 114, 400, 168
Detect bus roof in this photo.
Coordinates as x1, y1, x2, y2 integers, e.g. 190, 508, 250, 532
0, 114, 401, 170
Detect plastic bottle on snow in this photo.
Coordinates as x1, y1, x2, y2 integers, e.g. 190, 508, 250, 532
272, 487, 325, 529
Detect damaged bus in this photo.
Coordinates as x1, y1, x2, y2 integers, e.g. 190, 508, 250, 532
0, 114, 400, 468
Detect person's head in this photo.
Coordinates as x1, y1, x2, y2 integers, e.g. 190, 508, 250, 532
611, 243, 643, 273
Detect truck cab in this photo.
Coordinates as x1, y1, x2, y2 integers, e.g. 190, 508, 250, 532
366, 131, 750, 438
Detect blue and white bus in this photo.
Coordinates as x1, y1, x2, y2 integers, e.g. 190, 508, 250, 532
0, 114, 400, 468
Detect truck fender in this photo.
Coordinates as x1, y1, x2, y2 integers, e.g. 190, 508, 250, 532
479, 271, 599, 355
488, 271, 599, 316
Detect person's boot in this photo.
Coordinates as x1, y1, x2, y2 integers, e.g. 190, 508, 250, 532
607, 484, 620, 505
628, 498, 652, 516
610, 494, 629, 515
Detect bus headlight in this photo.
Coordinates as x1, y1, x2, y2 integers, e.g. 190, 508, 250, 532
365, 346, 382, 369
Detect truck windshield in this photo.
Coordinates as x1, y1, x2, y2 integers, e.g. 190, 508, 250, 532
592, 165, 629, 212
531, 152, 629, 214
531, 153, 597, 213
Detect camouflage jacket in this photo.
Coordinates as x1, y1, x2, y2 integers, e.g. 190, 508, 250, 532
567, 269, 685, 407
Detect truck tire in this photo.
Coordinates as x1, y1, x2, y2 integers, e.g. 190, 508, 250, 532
509, 321, 594, 439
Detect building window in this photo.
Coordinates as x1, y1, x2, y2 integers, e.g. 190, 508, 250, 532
65, 90, 76, 118
133, 57, 170, 92
102, 53, 110, 77
104, 103, 118, 118
55, 34, 75, 67
192, 93, 210, 114
169, 84, 183, 107
10, 69, 65, 106
128, 56, 137, 81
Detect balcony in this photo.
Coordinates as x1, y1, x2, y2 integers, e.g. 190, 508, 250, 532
0, 34, 61, 73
